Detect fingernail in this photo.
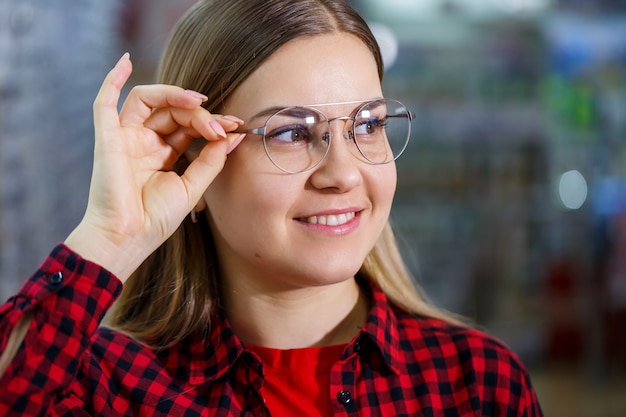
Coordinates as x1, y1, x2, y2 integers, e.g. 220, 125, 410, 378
184, 89, 208, 102
227, 134, 246, 154
209, 119, 227, 138
116, 52, 130, 67
222, 115, 244, 124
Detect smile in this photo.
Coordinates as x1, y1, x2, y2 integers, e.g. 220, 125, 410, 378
302, 212, 356, 226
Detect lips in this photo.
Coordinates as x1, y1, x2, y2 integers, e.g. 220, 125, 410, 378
299, 212, 357, 226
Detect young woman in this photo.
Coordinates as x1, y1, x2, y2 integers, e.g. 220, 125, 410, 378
0, 0, 543, 415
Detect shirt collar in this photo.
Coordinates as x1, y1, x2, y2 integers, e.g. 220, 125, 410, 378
354, 280, 403, 374
188, 308, 248, 386
169, 279, 403, 386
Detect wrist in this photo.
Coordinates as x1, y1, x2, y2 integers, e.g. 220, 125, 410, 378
64, 222, 151, 282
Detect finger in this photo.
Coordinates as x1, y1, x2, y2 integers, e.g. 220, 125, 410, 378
180, 140, 230, 207
161, 127, 198, 156
161, 130, 243, 171
119, 85, 207, 127
144, 107, 243, 142
93, 53, 132, 132
227, 133, 246, 154
179, 132, 246, 205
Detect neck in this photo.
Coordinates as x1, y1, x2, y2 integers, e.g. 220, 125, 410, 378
222, 277, 368, 349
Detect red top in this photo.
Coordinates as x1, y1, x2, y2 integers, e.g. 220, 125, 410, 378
246, 343, 346, 416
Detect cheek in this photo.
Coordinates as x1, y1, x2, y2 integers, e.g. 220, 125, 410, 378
204, 177, 273, 259
203, 156, 301, 238
370, 164, 397, 212
205, 142, 275, 212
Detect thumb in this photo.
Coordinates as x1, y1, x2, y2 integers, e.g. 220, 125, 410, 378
179, 139, 230, 209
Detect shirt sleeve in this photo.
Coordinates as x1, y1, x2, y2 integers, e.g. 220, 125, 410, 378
521, 369, 544, 417
0, 243, 123, 416
471, 334, 545, 417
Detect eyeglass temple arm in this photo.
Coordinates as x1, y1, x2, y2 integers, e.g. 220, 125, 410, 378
233, 126, 265, 135
387, 111, 415, 121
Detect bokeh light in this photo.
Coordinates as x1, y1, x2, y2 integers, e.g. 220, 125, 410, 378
558, 170, 588, 210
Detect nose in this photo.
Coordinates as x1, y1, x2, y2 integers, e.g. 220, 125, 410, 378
309, 118, 363, 192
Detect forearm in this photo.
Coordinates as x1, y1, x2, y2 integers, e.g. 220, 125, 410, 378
0, 313, 32, 378
0, 244, 122, 414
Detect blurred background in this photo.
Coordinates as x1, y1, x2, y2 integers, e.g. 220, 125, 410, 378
1, 0, 625, 415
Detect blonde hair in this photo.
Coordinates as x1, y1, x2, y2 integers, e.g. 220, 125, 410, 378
106, 0, 460, 347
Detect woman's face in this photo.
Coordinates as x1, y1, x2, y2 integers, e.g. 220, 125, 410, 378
202, 33, 396, 290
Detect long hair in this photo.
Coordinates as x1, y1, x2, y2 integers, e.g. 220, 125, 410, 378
106, 0, 460, 347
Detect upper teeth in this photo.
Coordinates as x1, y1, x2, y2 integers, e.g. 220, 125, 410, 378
305, 212, 356, 226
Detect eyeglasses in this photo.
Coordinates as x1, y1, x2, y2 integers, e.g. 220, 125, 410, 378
235, 98, 414, 174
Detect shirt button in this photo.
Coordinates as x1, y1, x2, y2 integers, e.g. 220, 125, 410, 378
337, 390, 353, 405
48, 271, 63, 285
354, 336, 362, 352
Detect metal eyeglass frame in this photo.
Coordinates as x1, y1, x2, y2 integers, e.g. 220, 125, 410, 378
234, 98, 415, 174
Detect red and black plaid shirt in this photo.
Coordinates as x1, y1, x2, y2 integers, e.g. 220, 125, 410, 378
0, 244, 543, 416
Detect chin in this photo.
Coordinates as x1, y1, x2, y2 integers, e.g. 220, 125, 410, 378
295, 262, 364, 288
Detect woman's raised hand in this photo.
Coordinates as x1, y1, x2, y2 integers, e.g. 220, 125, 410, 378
64, 54, 244, 281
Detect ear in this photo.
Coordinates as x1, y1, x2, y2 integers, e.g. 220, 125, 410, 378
190, 198, 207, 224
194, 197, 207, 213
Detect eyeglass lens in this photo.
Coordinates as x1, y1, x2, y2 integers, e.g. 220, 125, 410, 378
262, 99, 411, 173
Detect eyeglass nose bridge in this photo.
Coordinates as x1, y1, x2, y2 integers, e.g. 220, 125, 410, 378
323, 115, 356, 143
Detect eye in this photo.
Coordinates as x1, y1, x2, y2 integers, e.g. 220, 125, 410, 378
266, 125, 313, 145
354, 117, 388, 135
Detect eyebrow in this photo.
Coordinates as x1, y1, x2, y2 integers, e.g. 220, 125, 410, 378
248, 97, 385, 122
